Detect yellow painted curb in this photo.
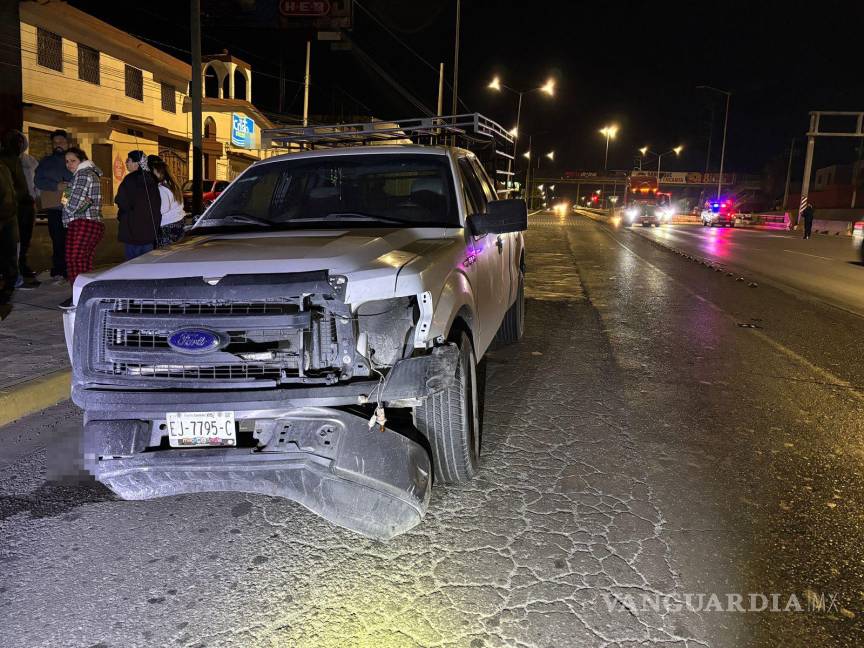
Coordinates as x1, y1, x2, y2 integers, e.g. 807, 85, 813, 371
0, 370, 71, 427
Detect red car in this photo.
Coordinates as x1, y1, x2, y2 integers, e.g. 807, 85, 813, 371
182, 179, 230, 214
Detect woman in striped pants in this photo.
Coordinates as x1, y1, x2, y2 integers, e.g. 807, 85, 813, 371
60, 147, 104, 308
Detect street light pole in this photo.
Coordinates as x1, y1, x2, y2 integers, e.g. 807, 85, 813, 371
698, 85, 731, 200
717, 90, 730, 199
599, 125, 618, 171
643, 146, 682, 189
604, 133, 611, 170
512, 91, 524, 177
487, 76, 554, 197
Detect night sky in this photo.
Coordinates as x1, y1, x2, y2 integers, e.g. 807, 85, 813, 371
67, 0, 864, 177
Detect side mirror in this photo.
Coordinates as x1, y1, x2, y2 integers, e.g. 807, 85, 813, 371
470, 199, 528, 235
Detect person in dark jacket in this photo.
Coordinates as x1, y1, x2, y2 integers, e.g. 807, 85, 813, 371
0, 161, 17, 305
0, 131, 36, 286
34, 129, 73, 279
801, 202, 815, 239
115, 150, 161, 260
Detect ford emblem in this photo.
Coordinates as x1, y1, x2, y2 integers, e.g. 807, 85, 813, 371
167, 328, 226, 355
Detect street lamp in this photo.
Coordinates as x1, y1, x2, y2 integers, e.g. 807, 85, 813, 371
697, 85, 731, 200
546, 151, 555, 161
487, 74, 557, 185
639, 147, 683, 186
599, 124, 619, 170
638, 146, 648, 170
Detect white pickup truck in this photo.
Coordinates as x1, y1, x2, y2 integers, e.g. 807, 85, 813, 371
64, 140, 526, 539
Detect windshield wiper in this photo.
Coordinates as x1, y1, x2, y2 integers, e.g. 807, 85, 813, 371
291, 212, 414, 225
209, 213, 273, 227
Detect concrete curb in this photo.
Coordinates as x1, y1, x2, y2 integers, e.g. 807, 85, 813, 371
0, 370, 71, 427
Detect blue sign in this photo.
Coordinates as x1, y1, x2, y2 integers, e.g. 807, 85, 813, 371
168, 328, 226, 355
231, 113, 255, 148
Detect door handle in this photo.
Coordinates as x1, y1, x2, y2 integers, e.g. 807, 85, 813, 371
496, 235, 504, 253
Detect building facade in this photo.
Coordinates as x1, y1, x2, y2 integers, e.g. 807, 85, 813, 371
20, 0, 287, 210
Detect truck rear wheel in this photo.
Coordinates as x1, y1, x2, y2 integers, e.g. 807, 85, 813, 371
413, 331, 480, 485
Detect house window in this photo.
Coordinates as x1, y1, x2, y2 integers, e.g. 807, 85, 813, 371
160, 82, 176, 113
37, 28, 63, 72
77, 44, 99, 84
125, 65, 143, 101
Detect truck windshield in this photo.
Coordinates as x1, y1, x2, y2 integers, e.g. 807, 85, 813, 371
194, 154, 459, 230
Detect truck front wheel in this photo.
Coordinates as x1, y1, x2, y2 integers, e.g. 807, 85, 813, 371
495, 265, 525, 344
413, 331, 480, 484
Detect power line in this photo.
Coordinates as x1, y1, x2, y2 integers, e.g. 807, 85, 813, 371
353, 0, 471, 113
345, 33, 432, 117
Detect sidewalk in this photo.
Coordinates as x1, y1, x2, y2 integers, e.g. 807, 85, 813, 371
0, 279, 73, 425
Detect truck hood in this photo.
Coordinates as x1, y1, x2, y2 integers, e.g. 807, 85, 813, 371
75, 228, 457, 303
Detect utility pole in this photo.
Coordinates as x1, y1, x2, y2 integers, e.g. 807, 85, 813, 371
0, 0, 22, 134
851, 132, 863, 208
190, 0, 203, 216
302, 40, 311, 127
782, 138, 795, 211
278, 40, 285, 113
525, 134, 532, 208
436, 62, 444, 119
451, 0, 461, 117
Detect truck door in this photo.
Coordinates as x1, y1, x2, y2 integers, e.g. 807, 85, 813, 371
458, 157, 508, 353
470, 156, 515, 306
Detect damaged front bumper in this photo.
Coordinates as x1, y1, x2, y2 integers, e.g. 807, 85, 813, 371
85, 408, 431, 541
72, 344, 458, 417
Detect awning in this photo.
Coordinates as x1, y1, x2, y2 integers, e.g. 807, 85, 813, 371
226, 149, 259, 162
108, 115, 176, 139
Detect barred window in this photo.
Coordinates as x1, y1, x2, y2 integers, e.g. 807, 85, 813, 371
125, 65, 143, 101
160, 82, 176, 113
37, 28, 62, 72
77, 44, 99, 84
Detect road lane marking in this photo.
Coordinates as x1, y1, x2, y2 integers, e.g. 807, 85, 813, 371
599, 228, 864, 401
783, 249, 835, 261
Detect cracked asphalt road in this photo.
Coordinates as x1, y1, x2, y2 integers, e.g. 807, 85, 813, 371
2, 213, 863, 647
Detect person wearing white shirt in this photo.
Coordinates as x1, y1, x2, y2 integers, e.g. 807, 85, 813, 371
147, 155, 186, 246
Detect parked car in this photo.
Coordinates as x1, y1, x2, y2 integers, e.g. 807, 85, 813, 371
63, 143, 527, 539
701, 200, 736, 227
853, 220, 864, 263
182, 179, 230, 214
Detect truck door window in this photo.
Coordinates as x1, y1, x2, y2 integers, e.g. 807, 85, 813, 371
458, 158, 487, 215
469, 158, 497, 203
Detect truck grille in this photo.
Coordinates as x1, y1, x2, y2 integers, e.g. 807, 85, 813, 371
92, 299, 324, 385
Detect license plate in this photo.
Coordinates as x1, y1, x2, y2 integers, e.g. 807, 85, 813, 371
167, 411, 236, 447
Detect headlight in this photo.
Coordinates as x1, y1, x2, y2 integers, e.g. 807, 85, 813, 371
626, 207, 638, 219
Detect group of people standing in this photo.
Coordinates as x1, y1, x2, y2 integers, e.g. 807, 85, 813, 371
0, 129, 186, 309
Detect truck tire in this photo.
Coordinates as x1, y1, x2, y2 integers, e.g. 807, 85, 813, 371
495, 267, 525, 344
414, 331, 480, 485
